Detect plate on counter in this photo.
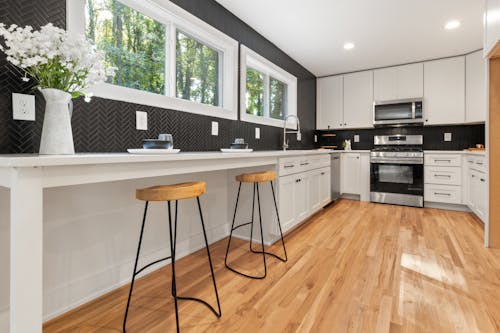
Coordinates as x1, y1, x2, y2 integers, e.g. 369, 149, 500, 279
127, 149, 180, 154
220, 148, 253, 153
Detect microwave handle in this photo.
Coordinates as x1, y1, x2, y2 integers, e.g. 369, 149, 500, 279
411, 102, 416, 119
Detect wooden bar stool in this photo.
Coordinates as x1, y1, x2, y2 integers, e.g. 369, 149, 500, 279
123, 182, 221, 333
224, 171, 288, 279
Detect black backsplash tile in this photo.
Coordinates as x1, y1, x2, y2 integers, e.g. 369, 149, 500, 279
0, 0, 316, 153
317, 124, 485, 151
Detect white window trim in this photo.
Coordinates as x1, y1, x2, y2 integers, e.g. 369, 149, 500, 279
240, 45, 298, 129
67, 0, 239, 120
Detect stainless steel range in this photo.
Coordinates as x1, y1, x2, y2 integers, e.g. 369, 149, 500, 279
370, 135, 424, 207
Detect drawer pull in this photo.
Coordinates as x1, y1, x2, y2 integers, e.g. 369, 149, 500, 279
321, 172, 326, 175
434, 192, 451, 197
434, 159, 451, 163
480, 178, 486, 182
300, 162, 310, 166
434, 174, 451, 178
284, 165, 295, 168
476, 162, 484, 165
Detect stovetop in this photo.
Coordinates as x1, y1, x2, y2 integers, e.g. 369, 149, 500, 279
371, 146, 423, 152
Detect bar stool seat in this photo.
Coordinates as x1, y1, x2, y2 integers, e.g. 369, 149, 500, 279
235, 171, 276, 183
225, 170, 287, 280
136, 181, 206, 201
124, 181, 221, 333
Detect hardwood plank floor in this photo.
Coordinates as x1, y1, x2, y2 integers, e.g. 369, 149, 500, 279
43, 199, 500, 333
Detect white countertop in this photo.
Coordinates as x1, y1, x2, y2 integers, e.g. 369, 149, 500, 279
330, 150, 371, 153
0, 149, 331, 168
424, 150, 486, 155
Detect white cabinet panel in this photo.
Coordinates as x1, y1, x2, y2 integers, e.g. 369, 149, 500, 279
424, 57, 465, 125
308, 169, 322, 212
466, 50, 487, 123
319, 167, 331, 205
425, 153, 462, 167
341, 153, 361, 194
343, 71, 374, 129
374, 67, 397, 101
279, 174, 296, 230
425, 166, 462, 186
424, 184, 462, 204
486, 0, 500, 56
317, 75, 344, 129
374, 63, 423, 101
295, 174, 309, 222
397, 63, 424, 99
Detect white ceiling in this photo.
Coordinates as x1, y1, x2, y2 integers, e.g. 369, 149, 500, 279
215, 0, 484, 76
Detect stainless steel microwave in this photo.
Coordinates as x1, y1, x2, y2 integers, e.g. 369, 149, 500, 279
373, 98, 423, 126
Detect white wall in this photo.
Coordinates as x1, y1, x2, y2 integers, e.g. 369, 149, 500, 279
1, 169, 270, 326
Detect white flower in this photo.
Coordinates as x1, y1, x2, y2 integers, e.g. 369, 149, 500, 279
21, 76, 29, 82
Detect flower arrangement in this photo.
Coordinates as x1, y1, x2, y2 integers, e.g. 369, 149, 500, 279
0, 23, 114, 101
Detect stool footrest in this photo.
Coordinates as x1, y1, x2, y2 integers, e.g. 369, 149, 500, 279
174, 295, 221, 317
231, 221, 252, 231
135, 256, 172, 276
249, 248, 287, 262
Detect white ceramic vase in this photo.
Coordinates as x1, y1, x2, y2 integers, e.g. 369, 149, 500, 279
39, 88, 75, 155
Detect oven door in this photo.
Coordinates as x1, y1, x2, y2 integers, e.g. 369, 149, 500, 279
370, 162, 423, 201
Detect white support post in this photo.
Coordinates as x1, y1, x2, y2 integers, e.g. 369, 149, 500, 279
9, 167, 43, 333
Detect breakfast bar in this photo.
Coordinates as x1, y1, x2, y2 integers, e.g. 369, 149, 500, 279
0, 150, 331, 333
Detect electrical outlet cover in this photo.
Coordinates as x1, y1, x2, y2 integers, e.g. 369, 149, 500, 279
12, 93, 35, 121
136, 111, 148, 130
314, 135, 317, 142
211, 121, 219, 136
444, 133, 452, 142
255, 127, 260, 139
354, 135, 360, 143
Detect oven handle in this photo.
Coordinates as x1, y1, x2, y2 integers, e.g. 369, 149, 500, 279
370, 158, 423, 165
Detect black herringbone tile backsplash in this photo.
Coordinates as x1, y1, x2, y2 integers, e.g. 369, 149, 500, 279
0, 0, 316, 153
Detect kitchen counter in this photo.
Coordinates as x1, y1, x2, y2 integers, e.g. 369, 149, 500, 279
0, 149, 330, 333
330, 150, 371, 153
424, 150, 486, 155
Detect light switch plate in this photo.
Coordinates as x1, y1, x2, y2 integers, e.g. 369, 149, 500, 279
255, 127, 260, 139
136, 111, 148, 130
444, 132, 452, 142
354, 135, 360, 143
12, 93, 35, 121
211, 121, 219, 136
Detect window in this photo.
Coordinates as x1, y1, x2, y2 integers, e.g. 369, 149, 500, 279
240, 45, 297, 128
176, 31, 221, 106
68, 0, 238, 120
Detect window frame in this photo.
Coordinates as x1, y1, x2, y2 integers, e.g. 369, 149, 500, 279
67, 0, 239, 120
240, 45, 298, 129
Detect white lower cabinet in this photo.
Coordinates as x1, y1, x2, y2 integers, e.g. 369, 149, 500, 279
424, 153, 462, 204
465, 154, 488, 222
341, 153, 360, 194
278, 155, 331, 233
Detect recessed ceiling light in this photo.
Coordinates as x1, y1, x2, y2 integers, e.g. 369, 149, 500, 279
344, 42, 355, 50
445, 20, 461, 30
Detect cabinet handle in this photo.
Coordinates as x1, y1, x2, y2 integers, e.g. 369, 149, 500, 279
476, 162, 484, 165
425, 119, 429, 122
284, 165, 294, 168
471, 174, 476, 178
435, 174, 451, 178
434, 192, 451, 197
480, 178, 486, 182
321, 172, 325, 175
435, 159, 451, 163
344, 122, 347, 126
300, 162, 310, 166
356, 156, 360, 159
468, 160, 474, 163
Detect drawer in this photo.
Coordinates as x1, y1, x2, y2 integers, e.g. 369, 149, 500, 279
425, 154, 462, 167
425, 166, 462, 185
279, 157, 299, 176
308, 155, 331, 169
465, 155, 487, 173
424, 184, 462, 204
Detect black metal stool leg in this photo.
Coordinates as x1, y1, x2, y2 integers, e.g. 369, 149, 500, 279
249, 182, 256, 251
171, 200, 178, 298
167, 201, 180, 333
123, 201, 149, 333
270, 181, 288, 262
224, 182, 241, 268
255, 183, 268, 278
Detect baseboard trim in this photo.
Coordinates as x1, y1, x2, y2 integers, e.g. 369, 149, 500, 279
424, 201, 471, 212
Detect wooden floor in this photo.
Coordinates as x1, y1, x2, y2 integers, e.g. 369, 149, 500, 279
44, 199, 500, 333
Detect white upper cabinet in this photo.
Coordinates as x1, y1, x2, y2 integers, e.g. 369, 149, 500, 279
374, 63, 423, 101
424, 56, 465, 125
317, 75, 343, 129
466, 50, 487, 123
485, 0, 500, 56
343, 70, 374, 128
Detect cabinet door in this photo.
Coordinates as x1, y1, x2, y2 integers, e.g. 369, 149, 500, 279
343, 71, 374, 128
341, 153, 361, 194
397, 63, 423, 99
374, 67, 397, 101
278, 175, 296, 231
466, 50, 487, 123
295, 174, 310, 222
466, 167, 475, 208
424, 57, 465, 125
308, 170, 322, 212
319, 167, 331, 205
475, 171, 487, 221
317, 75, 344, 129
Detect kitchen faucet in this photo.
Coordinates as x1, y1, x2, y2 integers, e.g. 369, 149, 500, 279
283, 114, 301, 151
